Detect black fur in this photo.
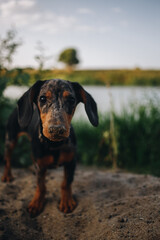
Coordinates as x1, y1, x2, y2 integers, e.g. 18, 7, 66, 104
2, 79, 98, 216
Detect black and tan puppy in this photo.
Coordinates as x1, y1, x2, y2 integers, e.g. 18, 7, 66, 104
1, 79, 98, 217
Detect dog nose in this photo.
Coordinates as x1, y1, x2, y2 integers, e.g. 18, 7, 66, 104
48, 125, 66, 135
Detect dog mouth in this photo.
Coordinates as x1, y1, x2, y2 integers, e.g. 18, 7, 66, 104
42, 130, 70, 142
40, 132, 68, 142
48, 134, 68, 142
40, 123, 70, 142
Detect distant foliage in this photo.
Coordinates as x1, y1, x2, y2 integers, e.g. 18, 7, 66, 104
0, 29, 25, 163
58, 48, 79, 70
0, 29, 31, 86
9, 68, 160, 87
0, 29, 21, 69
8, 68, 31, 85
34, 41, 52, 71
0, 75, 16, 163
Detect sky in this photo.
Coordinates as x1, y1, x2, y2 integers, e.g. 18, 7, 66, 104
0, 0, 160, 69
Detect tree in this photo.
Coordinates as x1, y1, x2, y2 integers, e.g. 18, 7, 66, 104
35, 41, 46, 71
0, 28, 22, 91
34, 41, 52, 71
58, 48, 79, 70
0, 29, 22, 70
0, 29, 22, 162
34, 41, 53, 81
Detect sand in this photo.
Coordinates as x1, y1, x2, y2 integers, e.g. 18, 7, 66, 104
0, 166, 160, 240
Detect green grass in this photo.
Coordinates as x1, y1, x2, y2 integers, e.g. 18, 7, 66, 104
30, 68, 160, 86
1, 100, 160, 177
115, 101, 160, 176
73, 99, 160, 176
73, 115, 110, 165
3, 68, 160, 86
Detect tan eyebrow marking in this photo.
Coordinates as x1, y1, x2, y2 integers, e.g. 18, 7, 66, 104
46, 91, 52, 98
63, 91, 71, 98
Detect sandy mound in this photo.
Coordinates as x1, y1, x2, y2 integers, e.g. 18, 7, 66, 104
0, 166, 160, 240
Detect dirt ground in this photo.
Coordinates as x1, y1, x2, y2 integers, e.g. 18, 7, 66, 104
0, 166, 160, 240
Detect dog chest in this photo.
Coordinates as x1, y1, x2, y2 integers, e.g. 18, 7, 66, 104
37, 150, 74, 169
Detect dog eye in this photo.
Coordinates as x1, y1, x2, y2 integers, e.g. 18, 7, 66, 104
68, 96, 75, 105
40, 96, 47, 103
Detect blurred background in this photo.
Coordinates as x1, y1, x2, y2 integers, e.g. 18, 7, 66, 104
1, 0, 160, 176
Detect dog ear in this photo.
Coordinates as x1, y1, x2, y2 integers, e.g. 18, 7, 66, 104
17, 80, 45, 129
71, 82, 99, 127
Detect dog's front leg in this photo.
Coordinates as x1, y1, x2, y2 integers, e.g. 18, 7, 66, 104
1, 138, 16, 182
59, 160, 76, 213
27, 167, 46, 217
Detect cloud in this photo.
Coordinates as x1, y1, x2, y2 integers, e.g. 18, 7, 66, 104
18, 0, 35, 8
98, 26, 113, 33
0, 0, 110, 35
0, 0, 77, 34
112, 7, 122, 13
0, 0, 16, 17
77, 8, 94, 15
120, 20, 129, 27
31, 14, 76, 34
77, 25, 95, 32
0, 0, 35, 16
76, 24, 113, 34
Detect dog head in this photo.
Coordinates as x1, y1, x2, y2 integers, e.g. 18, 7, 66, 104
18, 79, 98, 142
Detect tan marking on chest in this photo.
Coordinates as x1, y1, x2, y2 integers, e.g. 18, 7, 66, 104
37, 156, 54, 168
58, 151, 74, 165
17, 132, 31, 141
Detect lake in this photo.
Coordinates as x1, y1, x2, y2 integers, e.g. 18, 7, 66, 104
3, 85, 160, 120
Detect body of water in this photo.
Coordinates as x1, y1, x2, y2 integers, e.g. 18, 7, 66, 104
3, 85, 160, 120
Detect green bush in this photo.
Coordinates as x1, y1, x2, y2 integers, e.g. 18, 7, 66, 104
0, 97, 32, 167
115, 101, 160, 176
73, 115, 110, 165
0, 75, 16, 162
0, 71, 31, 167
9, 68, 31, 85
73, 100, 160, 176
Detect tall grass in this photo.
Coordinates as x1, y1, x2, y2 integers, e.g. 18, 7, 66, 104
115, 100, 160, 176
73, 98, 160, 176
73, 115, 110, 166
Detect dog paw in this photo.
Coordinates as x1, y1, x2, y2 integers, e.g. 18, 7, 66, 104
59, 197, 76, 213
27, 200, 44, 218
1, 174, 14, 182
